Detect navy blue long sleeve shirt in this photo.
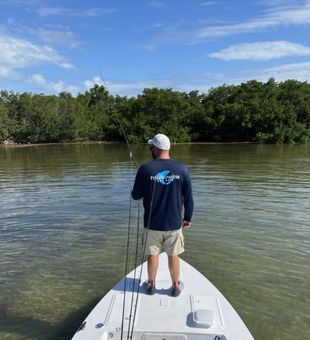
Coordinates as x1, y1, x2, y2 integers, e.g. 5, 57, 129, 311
132, 159, 194, 231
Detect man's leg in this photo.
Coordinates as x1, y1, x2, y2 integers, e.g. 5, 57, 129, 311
147, 255, 159, 283
165, 229, 184, 289
143, 229, 162, 294
168, 255, 180, 285
168, 255, 183, 296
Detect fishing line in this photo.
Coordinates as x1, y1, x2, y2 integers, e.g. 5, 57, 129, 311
97, 69, 145, 339
120, 190, 133, 340
129, 180, 157, 340
126, 202, 141, 339
97, 69, 138, 170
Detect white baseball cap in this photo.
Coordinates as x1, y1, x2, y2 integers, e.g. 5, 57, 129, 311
148, 133, 170, 150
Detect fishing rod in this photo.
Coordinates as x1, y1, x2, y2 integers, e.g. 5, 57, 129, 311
96, 73, 162, 339
128, 179, 157, 340
97, 71, 160, 340
97, 69, 141, 340
97, 69, 138, 170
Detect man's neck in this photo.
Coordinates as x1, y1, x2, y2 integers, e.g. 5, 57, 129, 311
157, 151, 170, 160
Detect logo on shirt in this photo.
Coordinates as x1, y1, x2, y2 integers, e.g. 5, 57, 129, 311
150, 170, 180, 185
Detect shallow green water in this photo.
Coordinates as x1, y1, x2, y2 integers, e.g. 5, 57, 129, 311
0, 143, 309, 339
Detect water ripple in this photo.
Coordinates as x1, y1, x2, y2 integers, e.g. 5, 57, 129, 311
0, 144, 309, 339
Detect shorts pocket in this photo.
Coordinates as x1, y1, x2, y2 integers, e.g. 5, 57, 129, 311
179, 234, 185, 248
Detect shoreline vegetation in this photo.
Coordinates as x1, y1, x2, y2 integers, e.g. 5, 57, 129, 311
0, 140, 257, 147
1, 78, 310, 145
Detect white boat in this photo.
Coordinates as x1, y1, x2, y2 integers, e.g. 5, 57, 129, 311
72, 253, 254, 340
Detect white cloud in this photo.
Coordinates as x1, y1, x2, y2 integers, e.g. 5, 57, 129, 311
206, 61, 310, 90
30, 75, 162, 96
63, 62, 310, 97
190, 61, 310, 90
259, 61, 310, 81
7, 61, 310, 97
168, 61, 310, 94
257, 0, 296, 4
84, 75, 177, 96
143, 43, 157, 51
30, 73, 46, 86
196, 2, 310, 40
209, 41, 310, 60
143, 2, 310, 49
148, 1, 166, 8
37, 7, 117, 17
151, 23, 164, 29
0, 66, 12, 78
108, 80, 169, 93
83, 76, 105, 89
37, 29, 79, 48
59, 63, 74, 69
106, 61, 310, 95
0, 34, 74, 76
29, 73, 80, 94
0, 0, 42, 6
200, 1, 219, 6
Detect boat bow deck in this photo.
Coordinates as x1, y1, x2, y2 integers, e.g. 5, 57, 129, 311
72, 254, 254, 340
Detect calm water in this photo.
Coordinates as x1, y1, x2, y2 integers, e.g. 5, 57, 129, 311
0, 143, 309, 340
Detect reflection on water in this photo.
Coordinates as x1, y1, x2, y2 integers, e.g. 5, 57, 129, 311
0, 143, 309, 339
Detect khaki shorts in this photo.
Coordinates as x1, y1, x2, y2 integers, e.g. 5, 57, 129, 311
142, 228, 185, 256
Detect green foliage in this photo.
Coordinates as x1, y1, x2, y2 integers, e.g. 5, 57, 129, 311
1, 79, 310, 144
0, 99, 14, 141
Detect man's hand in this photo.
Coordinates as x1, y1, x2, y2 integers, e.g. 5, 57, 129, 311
182, 220, 192, 228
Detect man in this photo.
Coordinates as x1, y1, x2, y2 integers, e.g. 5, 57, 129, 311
132, 133, 194, 297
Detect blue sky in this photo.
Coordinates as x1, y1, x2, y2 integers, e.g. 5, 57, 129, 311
1, 0, 310, 96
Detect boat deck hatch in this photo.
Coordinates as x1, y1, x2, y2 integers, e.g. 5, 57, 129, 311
105, 293, 139, 327
190, 295, 224, 329
140, 334, 187, 340
139, 333, 228, 340
193, 309, 214, 328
